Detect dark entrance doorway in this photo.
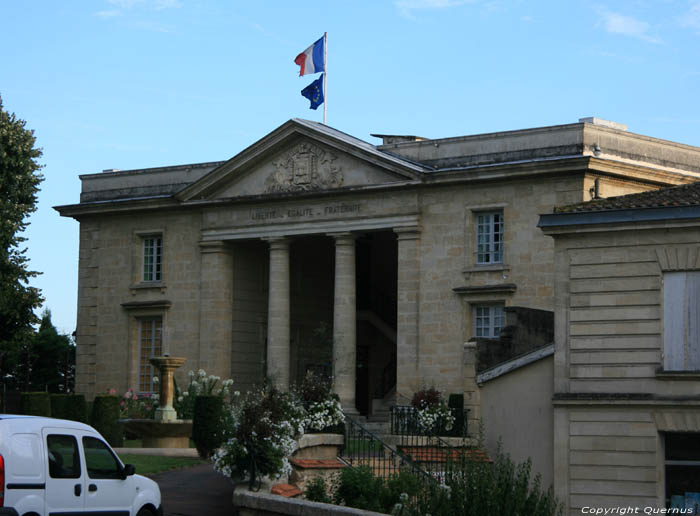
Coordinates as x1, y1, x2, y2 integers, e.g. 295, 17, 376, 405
355, 231, 398, 416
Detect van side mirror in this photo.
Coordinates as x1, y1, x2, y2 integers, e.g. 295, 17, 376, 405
122, 463, 136, 479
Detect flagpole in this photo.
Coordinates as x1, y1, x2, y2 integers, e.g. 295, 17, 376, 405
323, 31, 327, 125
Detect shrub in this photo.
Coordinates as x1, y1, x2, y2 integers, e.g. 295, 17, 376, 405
118, 389, 158, 419
410, 387, 454, 435
305, 476, 333, 504
212, 382, 303, 486
50, 394, 68, 418
64, 394, 87, 422
334, 466, 385, 512
91, 395, 123, 447
174, 369, 233, 420
21, 392, 51, 416
192, 395, 224, 459
395, 447, 563, 516
292, 370, 344, 433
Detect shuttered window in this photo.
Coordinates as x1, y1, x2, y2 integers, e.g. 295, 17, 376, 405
663, 272, 700, 371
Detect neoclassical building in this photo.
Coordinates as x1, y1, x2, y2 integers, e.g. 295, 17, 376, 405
56, 117, 700, 434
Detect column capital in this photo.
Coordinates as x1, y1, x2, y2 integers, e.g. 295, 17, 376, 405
394, 226, 421, 241
327, 232, 357, 244
264, 236, 291, 251
198, 240, 232, 254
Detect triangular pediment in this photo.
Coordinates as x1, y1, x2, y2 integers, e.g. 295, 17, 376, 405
177, 119, 424, 202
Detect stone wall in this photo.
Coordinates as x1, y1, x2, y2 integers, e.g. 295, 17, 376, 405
549, 224, 700, 513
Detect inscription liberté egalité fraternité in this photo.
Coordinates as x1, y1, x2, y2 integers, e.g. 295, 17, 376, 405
250, 203, 361, 221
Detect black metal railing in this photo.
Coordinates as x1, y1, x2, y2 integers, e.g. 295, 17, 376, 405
390, 405, 468, 438
341, 415, 435, 487
390, 405, 471, 482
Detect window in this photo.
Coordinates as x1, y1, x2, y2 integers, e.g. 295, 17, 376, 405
139, 317, 162, 392
142, 235, 162, 282
476, 211, 503, 264
665, 433, 700, 508
47, 434, 81, 479
474, 303, 505, 338
83, 436, 122, 479
663, 272, 700, 371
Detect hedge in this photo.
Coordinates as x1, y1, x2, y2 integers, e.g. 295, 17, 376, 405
91, 395, 123, 447
21, 392, 52, 416
51, 394, 87, 423
192, 395, 224, 459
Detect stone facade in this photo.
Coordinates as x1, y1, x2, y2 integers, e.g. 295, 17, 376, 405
540, 187, 700, 513
57, 118, 700, 456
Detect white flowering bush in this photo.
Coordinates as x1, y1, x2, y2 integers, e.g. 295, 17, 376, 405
411, 388, 455, 435
174, 368, 234, 419
212, 383, 304, 486
293, 370, 345, 433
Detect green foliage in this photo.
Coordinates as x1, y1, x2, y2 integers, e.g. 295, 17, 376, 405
0, 95, 44, 390
118, 389, 158, 419
21, 392, 51, 416
192, 395, 224, 458
212, 382, 303, 484
305, 476, 333, 504
396, 447, 563, 516
174, 369, 233, 420
51, 393, 87, 422
292, 370, 345, 433
91, 395, 123, 447
21, 310, 75, 393
330, 467, 422, 513
334, 466, 386, 512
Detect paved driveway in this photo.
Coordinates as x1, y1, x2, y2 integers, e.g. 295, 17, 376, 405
150, 463, 234, 516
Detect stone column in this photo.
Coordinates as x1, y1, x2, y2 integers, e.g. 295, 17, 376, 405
198, 241, 233, 381
266, 237, 291, 391
330, 232, 357, 413
394, 227, 420, 400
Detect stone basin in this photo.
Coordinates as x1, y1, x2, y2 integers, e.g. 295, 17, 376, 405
120, 418, 193, 448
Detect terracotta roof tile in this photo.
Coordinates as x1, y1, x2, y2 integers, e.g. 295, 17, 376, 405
270, 483, 302, 497
554, 181, 700, 213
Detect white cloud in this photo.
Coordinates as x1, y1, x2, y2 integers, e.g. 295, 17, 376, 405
598, 10, 663, 44
679, 1, 700, 30
395, 0, 476, 18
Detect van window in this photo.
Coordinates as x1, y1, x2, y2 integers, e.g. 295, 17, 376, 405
82, 436, 122, 479
47, 434, 81, 479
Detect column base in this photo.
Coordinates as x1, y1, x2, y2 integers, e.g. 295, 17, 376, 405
341, 405, 359, 416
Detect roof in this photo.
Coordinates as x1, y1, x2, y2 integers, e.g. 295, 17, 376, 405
555, 181, 700, 213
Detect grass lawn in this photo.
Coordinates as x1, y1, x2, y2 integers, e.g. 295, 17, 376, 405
118, 454, 206, 476
123, 439, 196, 448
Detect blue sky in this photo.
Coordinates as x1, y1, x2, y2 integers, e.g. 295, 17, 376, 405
1, 0, 699, 333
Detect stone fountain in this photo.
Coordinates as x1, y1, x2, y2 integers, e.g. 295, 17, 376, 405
120, 356, 193, 448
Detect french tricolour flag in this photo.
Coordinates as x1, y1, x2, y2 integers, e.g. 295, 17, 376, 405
294, 36, 325, 76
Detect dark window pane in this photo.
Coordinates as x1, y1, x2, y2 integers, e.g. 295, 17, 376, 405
83, 436, 122, 479
47, 434, 81, 479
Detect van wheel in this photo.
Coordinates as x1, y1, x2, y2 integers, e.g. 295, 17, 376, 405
137, 508, 155, 516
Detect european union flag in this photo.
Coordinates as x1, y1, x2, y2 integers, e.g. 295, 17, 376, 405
301, 74, 324, 110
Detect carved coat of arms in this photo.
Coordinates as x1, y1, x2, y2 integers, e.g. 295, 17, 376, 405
265, 142, 343, 193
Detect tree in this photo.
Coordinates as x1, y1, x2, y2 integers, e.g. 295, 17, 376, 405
0, 95, 44, 388
22, 310, 75, 393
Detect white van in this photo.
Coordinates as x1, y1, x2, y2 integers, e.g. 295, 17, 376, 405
0, 415, 162, 516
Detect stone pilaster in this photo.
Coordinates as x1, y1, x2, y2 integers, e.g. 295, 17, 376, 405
394, 227, 420, 400
330, 232, 357, 413
266, 237, 291, 391
198, 241, 233, 380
